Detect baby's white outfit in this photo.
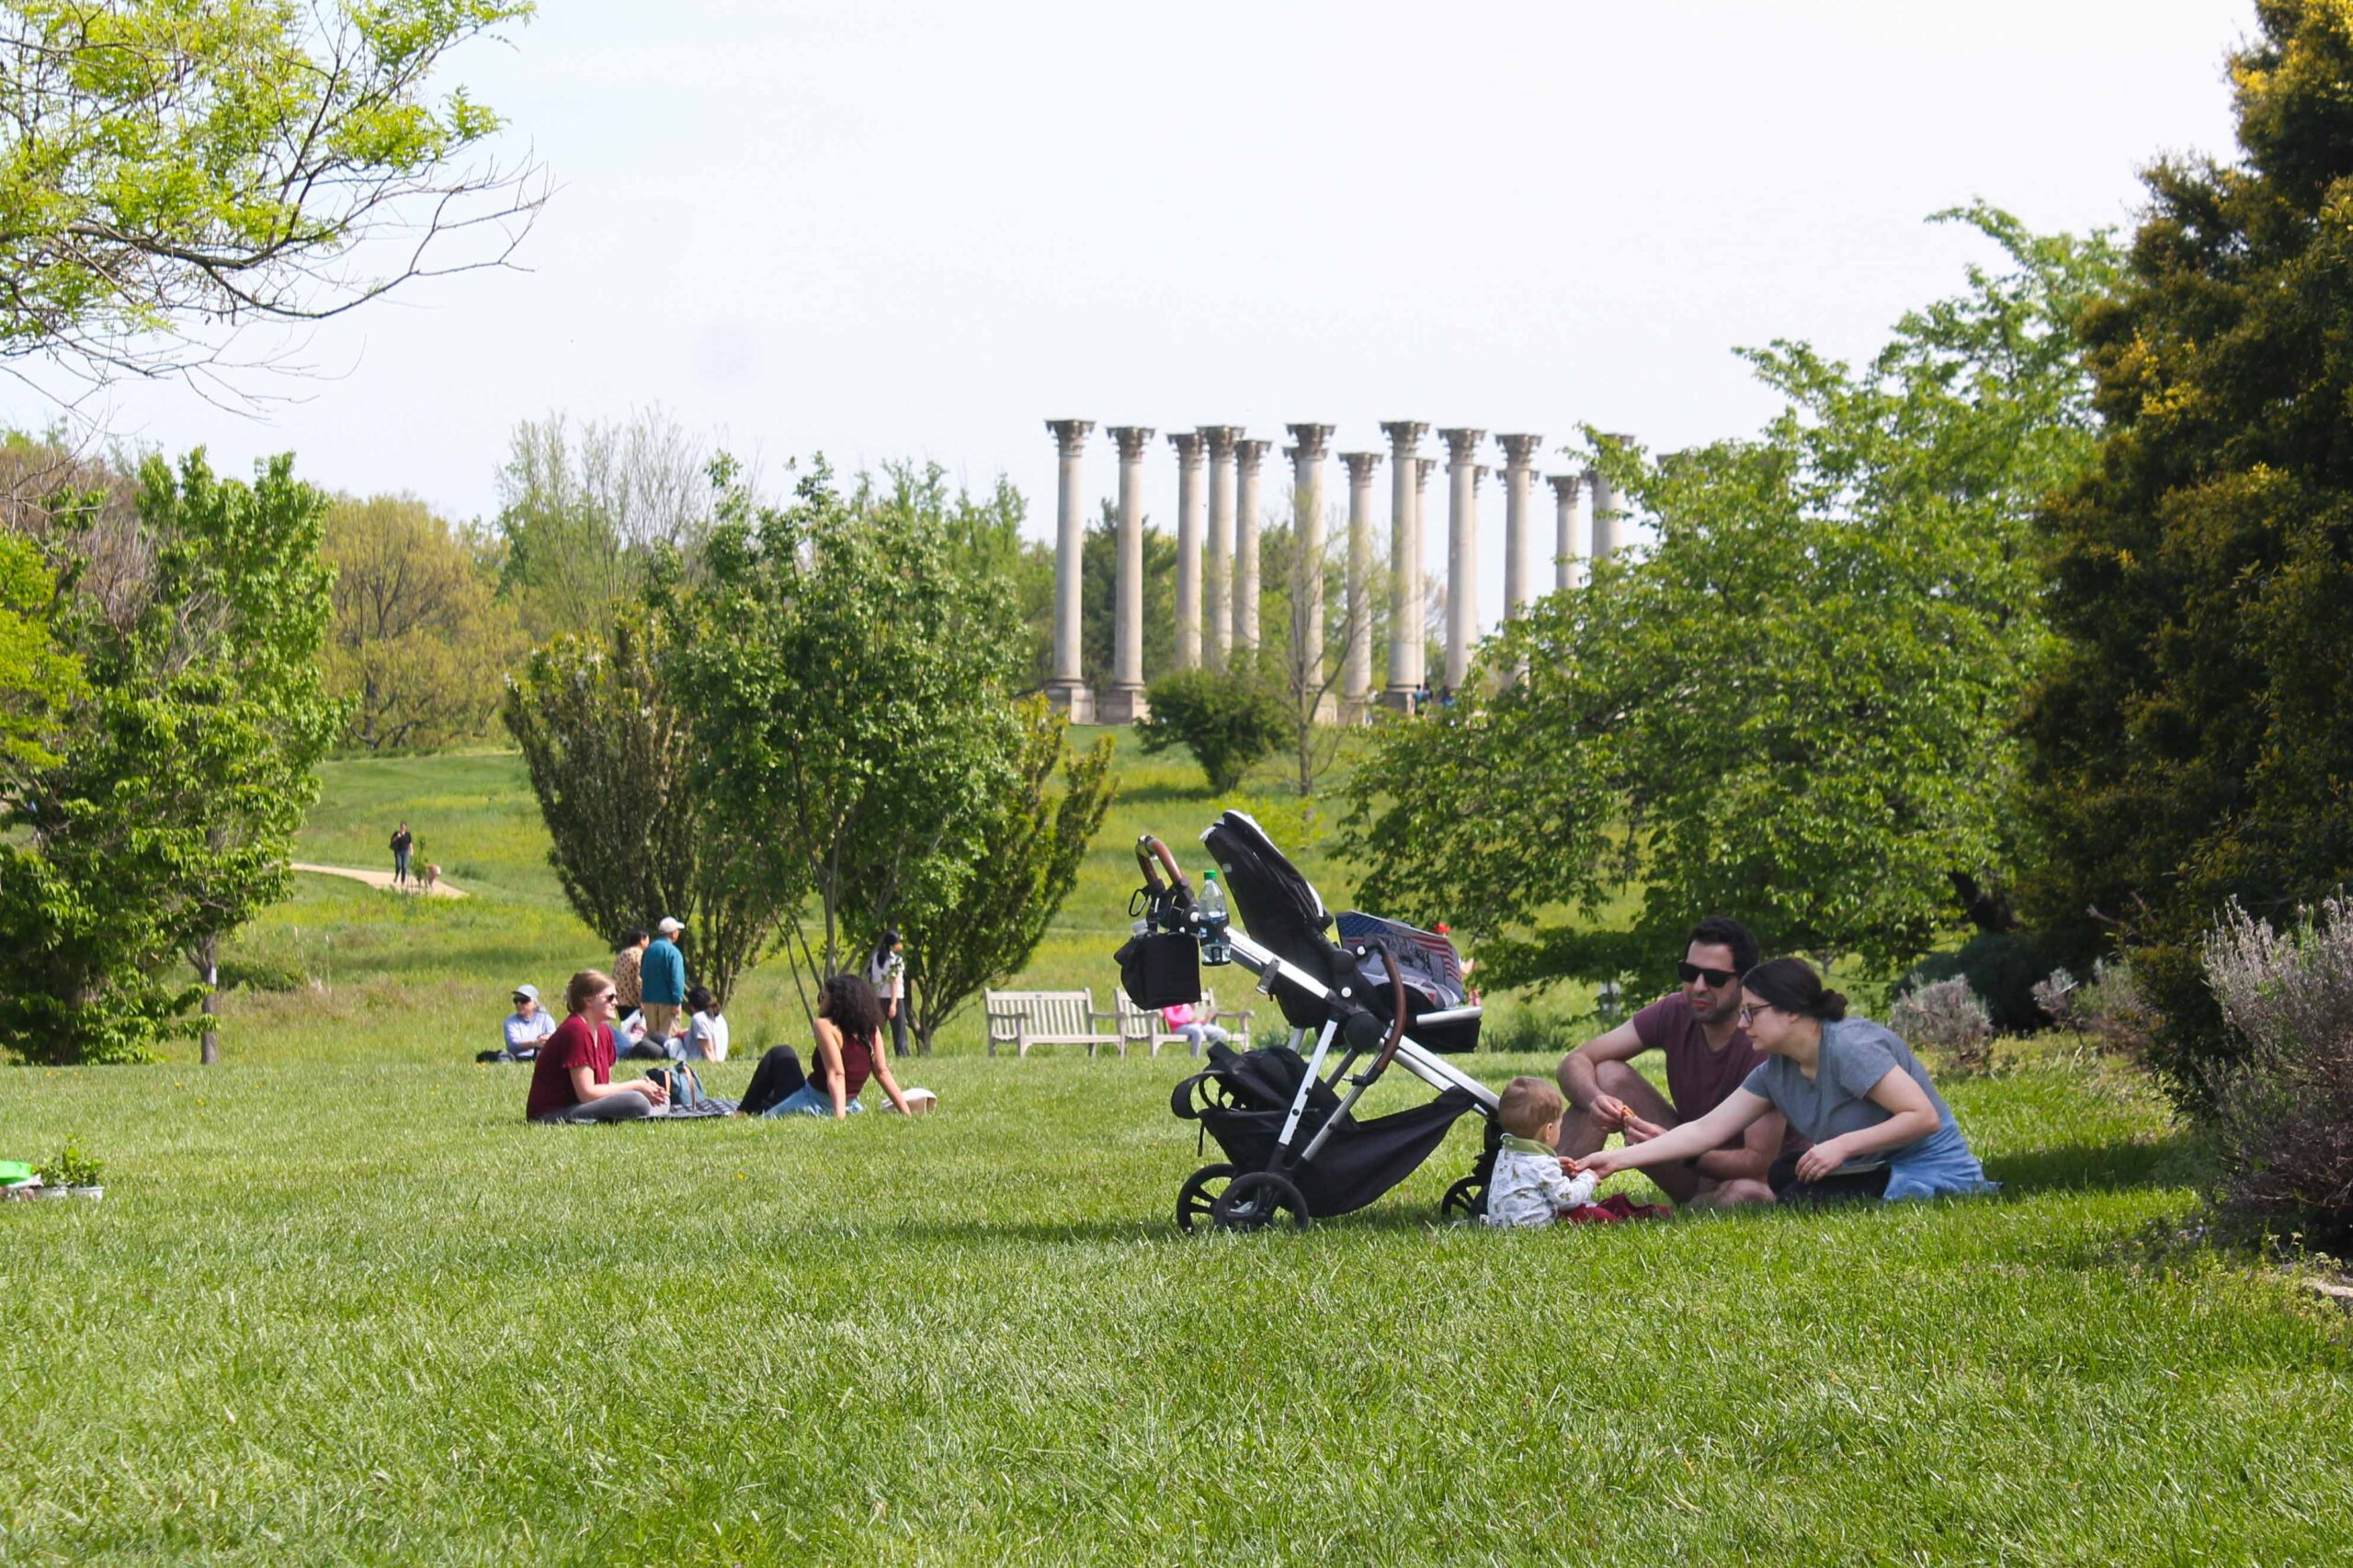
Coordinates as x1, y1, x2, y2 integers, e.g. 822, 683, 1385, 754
1483, 1134, 1600, 1228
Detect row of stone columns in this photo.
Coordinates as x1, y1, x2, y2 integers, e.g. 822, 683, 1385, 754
1043, 420, 1627, 722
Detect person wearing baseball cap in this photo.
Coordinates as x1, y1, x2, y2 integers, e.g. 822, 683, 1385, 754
500, 983, 556, 1061
641, 918, 689, 1047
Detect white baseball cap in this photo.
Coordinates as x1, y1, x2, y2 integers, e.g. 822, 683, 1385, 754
657, 916, 684, 935
513, 983, 540, 1003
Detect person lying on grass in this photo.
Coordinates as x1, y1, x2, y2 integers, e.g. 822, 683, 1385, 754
736, 971, 916, 1119
1484, 1076, 1599, 1228
1573, 958, 1995, 1204
525, 969, 670, 1124
1554, 915, 1796, 1210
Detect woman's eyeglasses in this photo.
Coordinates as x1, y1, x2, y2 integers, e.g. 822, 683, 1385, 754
1736, 1003, 1770, 1025
1677, 961, 1739, 988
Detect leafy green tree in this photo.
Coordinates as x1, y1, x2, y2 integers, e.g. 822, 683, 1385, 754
672, 458, 1027, 982
1343, 208, 2120, 993
900, 699, 1116, 1052
2020, 0, 2353, 1096
0, 0, 543, 391
1136, 667, 1291, 794
1079, 499, 1180, 687
325, 494, 523, 751
0, 531, 80, 769
502, 606, 790, 1003
0, 452, 339, 1064
494, 410, 709, 641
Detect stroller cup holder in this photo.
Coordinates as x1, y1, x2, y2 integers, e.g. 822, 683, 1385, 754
1131, 812, 1505, 1233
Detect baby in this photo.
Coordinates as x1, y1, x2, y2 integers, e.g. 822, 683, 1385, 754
1484, 1075, 1599, 1229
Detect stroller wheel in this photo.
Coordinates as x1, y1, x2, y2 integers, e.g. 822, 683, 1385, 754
1211, 1171, 1312, 1233
1176, 1164, 1236, 1233
1440, 1176, 1487, 1223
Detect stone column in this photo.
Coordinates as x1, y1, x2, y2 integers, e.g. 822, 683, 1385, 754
1548, 472, 1586, 590
1378, 422, 1427, 709
1200, 426, 1238, 671
1588, 433, 1632, 565
1339, 450, 1381, 721
1412, 456, 1437, 690
1233, 437, 1271, 658
1044, 419, 1094, 722
1284, 424, 1335, 719
1100, 426, 1154, 723
1496, 434, 1543, 620
1438, 428, 1486, 693
1167, 432, 1205, 670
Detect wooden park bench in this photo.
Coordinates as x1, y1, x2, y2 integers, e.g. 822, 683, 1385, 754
983, 989, 1121, 1057
1112, 988, 1256, 1057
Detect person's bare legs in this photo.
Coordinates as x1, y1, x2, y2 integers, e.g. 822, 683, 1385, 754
1558, 1059, 1715, 1206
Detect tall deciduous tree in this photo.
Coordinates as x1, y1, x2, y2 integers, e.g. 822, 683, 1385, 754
0, 0, 543, 394
502, 604, 790, 1003
899, 699, 1116, 1052
2020, 0, 2353, 1095
0, 451, 338, 1064
494, 409, 710, 641
673, 458, 1027, 982
325, 494, 521, 751
1343, 208, 2120, 993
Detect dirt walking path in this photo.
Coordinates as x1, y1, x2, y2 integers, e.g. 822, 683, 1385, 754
290, 862, 469, 899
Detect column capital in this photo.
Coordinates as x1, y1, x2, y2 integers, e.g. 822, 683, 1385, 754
1340, 450, 1384, 483
1168, 430, 1205, 463
1580, 466, 1603, 488
1473, 464, 1491, 490
1108, 425, 1156, 460
1047, 419, 1093, 456
1379, 420, 1428, 454
1283, 423, 1335, 460
1413, 455, 1437, 490
1198, 425, 1241, 459
1547, 472, 1585, 499
1233, 437, 1273, 475
1497, 433, 1545, 468
1438, 426, 1487, 463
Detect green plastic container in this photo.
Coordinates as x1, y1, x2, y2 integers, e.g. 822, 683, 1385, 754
0, 1159, 35, 1186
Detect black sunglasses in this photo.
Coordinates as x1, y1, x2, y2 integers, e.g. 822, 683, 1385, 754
1676, 961, 1739, 988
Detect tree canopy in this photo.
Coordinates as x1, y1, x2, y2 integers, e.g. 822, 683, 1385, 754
1343, 208, 2120, 993
2019, 0, 2353, 1090
0, 0, 542, 394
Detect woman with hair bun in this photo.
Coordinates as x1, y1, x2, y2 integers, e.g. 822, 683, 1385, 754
1574, 958, 1995, 1204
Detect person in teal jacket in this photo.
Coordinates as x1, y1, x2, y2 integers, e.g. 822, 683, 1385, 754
641, 916, 688, 1045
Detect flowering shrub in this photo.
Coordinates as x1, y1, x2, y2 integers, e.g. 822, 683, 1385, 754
1890, 976, 1995, 1075
2038, 958, 2161, 1061
2202, 895, 2353, 1247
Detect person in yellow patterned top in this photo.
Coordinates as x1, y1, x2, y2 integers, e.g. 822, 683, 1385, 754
612, 928, 649, 1015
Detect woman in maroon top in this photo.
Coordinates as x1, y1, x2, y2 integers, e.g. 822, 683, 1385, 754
739, 972, 913, 1119
526, 969, 670, 1123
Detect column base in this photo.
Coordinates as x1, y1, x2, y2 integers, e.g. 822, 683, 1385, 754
1377, 687, 1419, 716
1044, 680, 1097, 725
1096, 683, 1150, 725
1339, 693, 1375, 725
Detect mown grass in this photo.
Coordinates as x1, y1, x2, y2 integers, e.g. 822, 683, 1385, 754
7, 740, 2352, 1563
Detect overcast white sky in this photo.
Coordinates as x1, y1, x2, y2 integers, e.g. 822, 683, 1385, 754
20, 0, 2256, 634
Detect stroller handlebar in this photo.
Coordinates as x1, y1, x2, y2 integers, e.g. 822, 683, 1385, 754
1370, 948, 1407, 1076
1134, 835, 1191, 897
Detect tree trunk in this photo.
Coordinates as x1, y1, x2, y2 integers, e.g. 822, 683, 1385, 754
197, 931, 221, 1065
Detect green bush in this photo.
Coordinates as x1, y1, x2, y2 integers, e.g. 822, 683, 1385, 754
1134, 669, 1289, 795
217, 957, 309, 994
1897, 931, 2057, 1034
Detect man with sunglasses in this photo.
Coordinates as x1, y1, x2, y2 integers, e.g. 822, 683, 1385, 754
1553, 915, 1795, 1208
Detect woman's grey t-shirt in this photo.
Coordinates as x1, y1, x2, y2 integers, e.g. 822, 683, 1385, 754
1739, 1018, 1954, 1160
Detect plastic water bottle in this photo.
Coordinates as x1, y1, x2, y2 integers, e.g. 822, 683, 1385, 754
1197, 870, 1230, 965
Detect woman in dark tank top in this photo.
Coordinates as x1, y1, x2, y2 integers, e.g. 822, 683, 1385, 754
740, 971, 914, 1119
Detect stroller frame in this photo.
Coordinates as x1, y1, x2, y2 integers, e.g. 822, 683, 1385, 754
1137, 824, 1503, 1232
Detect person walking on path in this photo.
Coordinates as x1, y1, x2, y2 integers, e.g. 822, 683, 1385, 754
640, 917, 688, 1045
525, 970, 668, 1123
869, 929, 911, 1058
390, 823, 414, 888
612, 928, 649, 1017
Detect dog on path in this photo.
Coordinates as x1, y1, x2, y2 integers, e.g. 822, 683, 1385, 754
420, 863, 440, 895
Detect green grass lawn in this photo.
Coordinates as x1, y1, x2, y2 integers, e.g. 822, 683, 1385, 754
6, 741, 2352, 1562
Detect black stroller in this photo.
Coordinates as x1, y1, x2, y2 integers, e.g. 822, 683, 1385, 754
1128, 811, 1503, 1232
